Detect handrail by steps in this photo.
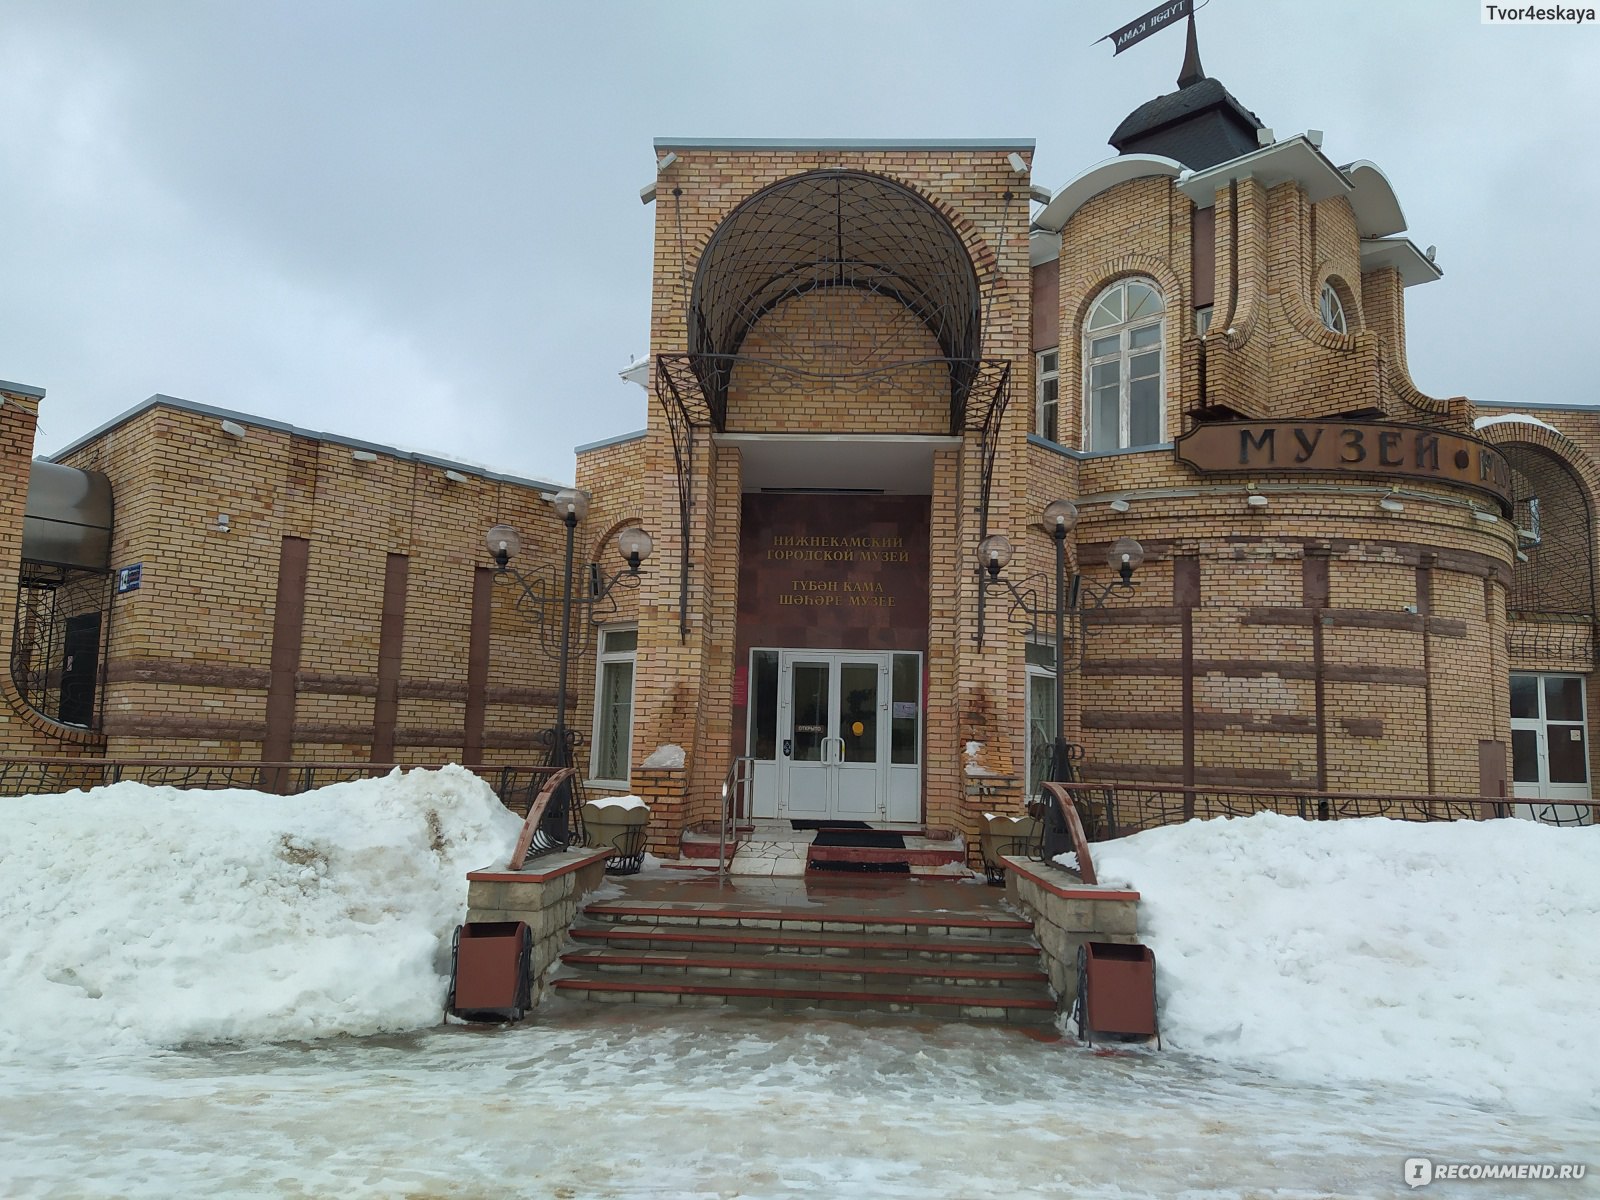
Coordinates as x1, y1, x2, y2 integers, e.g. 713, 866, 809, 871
1037, 782, 1098, 884
718, 756, 755, 876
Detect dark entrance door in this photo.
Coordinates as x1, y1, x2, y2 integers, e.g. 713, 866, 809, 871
59, 613, 101, 727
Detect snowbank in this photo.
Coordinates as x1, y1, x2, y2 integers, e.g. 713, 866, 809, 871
1088, 813, 1600, 1112
0, 765, 520, 1058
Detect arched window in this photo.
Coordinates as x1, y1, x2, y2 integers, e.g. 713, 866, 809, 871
1319, 280, 1348, 334
1083, 278, 1164, 452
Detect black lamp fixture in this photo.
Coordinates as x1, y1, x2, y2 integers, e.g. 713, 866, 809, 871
977, 500, 1143, 786
484, 490, 652, 850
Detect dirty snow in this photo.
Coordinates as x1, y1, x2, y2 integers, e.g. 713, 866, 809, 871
0, 765, 519, 1058
2, 776, 1597, 1196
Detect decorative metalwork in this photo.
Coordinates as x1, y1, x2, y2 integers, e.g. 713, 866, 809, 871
491, 552, 641, 664
655, 355, 707, 641
11, 561, 113, 730
0, 758, 568, 810
687, 169, 984, 424
654, 168, 1018, 642
1047, 781, 1550, 843
982, 563, 1128, 659
1505, 443, 1597, 665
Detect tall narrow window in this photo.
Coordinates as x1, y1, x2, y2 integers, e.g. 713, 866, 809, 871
591, 625, 637, 784
1025, 637, 1057, 798
1319, 281, 1348, 334
1036, 349, 1060, 442
1083, 278, 1164, 452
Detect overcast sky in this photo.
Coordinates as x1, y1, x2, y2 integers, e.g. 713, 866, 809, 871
3, 1, 1596, 486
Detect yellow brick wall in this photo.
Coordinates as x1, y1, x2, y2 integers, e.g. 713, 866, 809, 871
52, 403, 569, 766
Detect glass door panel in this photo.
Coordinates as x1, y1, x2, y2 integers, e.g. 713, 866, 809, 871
1509, 671, 1592, 825
789, 663, 828, 762
839, 662, 879, 764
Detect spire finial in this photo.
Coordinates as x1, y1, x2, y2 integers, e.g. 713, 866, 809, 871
1177, 11, 1204, 88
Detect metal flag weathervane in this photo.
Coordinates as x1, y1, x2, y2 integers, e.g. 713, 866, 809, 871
1097, 0, 1195, 55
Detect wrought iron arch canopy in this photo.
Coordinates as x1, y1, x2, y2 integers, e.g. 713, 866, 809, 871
1504, 443, 1598, 665
684, 169, 984, 430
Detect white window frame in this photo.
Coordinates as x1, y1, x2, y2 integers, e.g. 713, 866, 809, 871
1036, 348, 1060, 443
589, 623, 637, 787
1082, 278, 1165, 452
1319, 281, 1348, 334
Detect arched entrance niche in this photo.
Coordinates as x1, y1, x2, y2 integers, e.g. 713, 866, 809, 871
1496, 434, 1599, 824
685, 169, 985, 433
1499, 440, 1598, 666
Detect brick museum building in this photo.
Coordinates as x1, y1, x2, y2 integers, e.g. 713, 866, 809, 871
5, 46, 1597, 858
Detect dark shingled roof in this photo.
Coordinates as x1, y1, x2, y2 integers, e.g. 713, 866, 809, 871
1108, 76, 1265, 171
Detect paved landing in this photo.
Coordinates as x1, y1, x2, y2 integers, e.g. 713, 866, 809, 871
597, 872, 1015, 921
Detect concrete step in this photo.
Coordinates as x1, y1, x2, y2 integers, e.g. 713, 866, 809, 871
581, 900, 1032, 939
550, 974, 1058, 1024
568, 924, 1042, 962
555, 885, 1056, 1024
560, 946, 1051, 989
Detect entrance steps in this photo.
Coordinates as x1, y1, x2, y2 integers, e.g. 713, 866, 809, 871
678, 821, 970, 877
551, 878, 1056, 1024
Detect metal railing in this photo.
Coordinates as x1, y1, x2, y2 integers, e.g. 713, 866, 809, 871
1037, 782, 1099, 884
0, 756, 568, 815
1049, 781, 1599, 843
718, 756, 755, 876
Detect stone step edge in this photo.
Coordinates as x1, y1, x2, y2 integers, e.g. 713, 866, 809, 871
550, 976, 1058, 1011
568, 926, 1041, 956
582, 903, 1032, 931
560, 948, 1049, 983
679, 841, 962, 863
804, 845, 965, 864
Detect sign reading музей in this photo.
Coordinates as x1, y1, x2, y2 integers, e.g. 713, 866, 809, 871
1174, 420, 1514, 514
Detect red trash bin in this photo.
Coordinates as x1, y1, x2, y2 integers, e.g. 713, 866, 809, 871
1075, 941, 1159, 1046
448, 921, 533, 1022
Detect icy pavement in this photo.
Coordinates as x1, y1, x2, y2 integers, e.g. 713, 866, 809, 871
2, 1003, 1593, 1200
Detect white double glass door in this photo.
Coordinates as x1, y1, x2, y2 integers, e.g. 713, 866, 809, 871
779, 651, 890, 819
1510, 672, 1594, 825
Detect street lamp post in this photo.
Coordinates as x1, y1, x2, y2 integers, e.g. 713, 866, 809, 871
977, 501, 1143, 788
485, 492, 652, 852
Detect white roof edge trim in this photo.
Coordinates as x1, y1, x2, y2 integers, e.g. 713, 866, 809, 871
1473, 413, 1562, 435
1341, 160, 1408, 238
1177, 134, 1353, 210
1029, 228, 1062, 267
1031, 154, 1184, 233
1359, 236, 1443, 287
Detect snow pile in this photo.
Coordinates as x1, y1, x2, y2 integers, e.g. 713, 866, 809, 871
585, 795, 648, 811
0, 765, 520, 1058
1089, 813, 1600, 1111
641, 743, 685, 769
963, 739, 996, 777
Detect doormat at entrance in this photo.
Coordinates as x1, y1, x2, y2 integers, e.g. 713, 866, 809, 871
809, 858, 911, 874
808, 828, 907, 849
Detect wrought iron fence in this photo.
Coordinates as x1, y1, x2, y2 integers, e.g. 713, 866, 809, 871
1050, 781, 1597, 842
0, 757, 560, 810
